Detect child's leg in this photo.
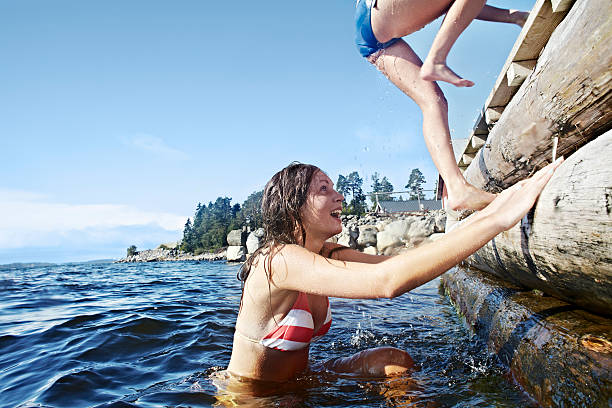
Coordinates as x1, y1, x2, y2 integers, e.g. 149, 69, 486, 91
420, 0, 487, 87
476, 5, 529, 27
370, 40, 496, 210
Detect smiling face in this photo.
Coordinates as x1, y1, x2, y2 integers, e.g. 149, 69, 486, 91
300, 171, 344, 243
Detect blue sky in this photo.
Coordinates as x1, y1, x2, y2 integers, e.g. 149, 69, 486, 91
0, 0, 533, 263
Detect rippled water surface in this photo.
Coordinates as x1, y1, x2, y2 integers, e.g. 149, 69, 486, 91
0, 261, 536, 407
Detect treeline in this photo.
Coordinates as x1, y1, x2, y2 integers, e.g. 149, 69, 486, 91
337, 168, 428, 215
180, 191, 263, 254
177, 168, 428, 253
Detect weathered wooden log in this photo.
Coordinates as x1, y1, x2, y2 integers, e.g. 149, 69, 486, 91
463, 0, 612, 192
466, 133, 612, 315
442, 267, 612, 408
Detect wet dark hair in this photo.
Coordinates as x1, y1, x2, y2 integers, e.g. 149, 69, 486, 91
237, 162, 320, 303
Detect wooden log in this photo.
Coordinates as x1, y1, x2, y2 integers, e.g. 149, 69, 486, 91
463, 0, 612, 192
507, 60, 537, 87
466, 133, 612, 315
442, 266, 612, 407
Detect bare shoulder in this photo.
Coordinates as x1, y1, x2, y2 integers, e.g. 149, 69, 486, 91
269, 244, 318, 272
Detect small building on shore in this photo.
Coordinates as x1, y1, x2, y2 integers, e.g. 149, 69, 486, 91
374, 199, 442, 214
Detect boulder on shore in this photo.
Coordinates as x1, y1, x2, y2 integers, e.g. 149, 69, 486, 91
334, 210, 446, 255
246, 228, 265, 254
227, 246, 247, 262
227, 229, 247, 246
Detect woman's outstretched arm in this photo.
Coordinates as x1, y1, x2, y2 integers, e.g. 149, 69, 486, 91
270, 158, 563, 299
321, 242, 391, 264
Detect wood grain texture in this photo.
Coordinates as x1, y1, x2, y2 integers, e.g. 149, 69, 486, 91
485, 0, 569, 108
463, 0, 612, 192
442, 266, 612, 407
507, 60, 537, 87
466, 133, 612, 315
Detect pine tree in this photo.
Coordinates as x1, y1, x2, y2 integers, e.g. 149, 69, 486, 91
405, 168, 426, 200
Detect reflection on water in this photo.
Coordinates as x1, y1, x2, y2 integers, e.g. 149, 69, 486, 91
0, 262, 536, 407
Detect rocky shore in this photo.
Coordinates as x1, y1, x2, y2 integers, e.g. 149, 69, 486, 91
116, 246, 226, 263
116, 210, 447, 263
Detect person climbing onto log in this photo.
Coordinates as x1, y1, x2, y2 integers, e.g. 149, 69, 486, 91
354, 0, 529, 210
215, 157, 563, 401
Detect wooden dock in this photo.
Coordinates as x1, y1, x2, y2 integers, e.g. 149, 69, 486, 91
457, 0, 576, 172
441, 0, 612, 405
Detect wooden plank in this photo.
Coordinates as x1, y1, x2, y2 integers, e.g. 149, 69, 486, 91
485, 107, 504, 124
464, 135, 477, 153
471, 134, 487, 150
473, 110, 489, 135
484, 0, 570, 108
461, 152, 476, 165
465, 132, 612, 315
507, 59, 537, 86
463, 0, 612, 192
551, 0, 574, 13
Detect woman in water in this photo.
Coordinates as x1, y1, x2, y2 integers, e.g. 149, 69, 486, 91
355, 0, 529, 210
223, 158, 562, 391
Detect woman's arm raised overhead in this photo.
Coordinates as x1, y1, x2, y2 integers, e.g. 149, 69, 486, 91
270, 158, 563, 300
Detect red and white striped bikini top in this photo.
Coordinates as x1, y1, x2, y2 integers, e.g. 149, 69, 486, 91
260, 292, 332, 351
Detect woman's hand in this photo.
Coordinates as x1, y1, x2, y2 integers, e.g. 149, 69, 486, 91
480, 157, 564, 231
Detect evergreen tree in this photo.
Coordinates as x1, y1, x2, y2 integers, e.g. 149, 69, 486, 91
126, 245, 137, 257
338, 171, 365, 215
336, 174, 349, 198
238, 190, 263, 230
180, 219, 194, 252
405, 168, 426, 200
370, 172, 394, 209
380, 176, 394, 199
338, 171, 366, 215
179, 190, 264, 254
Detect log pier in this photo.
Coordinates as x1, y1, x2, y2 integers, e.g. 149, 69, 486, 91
467, 132, 612, 315
439, 0, 612, 405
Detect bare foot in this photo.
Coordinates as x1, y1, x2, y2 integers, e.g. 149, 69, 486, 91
510, 10, 529, 27
420, 61, 474, 87
447, 183, 496, 211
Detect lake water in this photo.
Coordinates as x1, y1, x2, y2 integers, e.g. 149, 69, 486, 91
0, 261, 537, 407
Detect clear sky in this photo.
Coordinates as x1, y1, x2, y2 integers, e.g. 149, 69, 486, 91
0, 0, 534, 263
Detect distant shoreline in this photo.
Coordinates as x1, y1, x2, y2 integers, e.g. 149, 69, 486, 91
115, 247, 226, 263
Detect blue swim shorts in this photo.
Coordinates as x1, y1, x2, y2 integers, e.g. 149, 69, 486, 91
355, 0, 400, 57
